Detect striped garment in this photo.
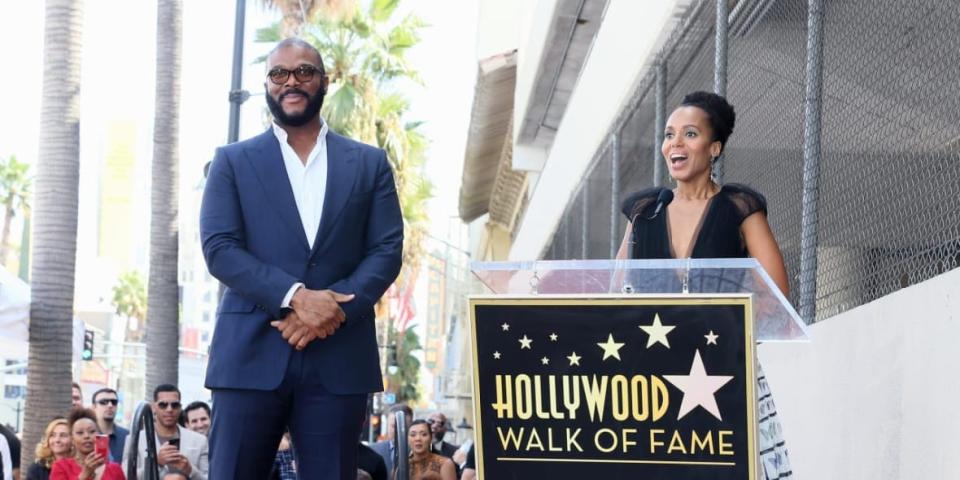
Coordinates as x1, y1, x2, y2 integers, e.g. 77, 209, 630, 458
757, 363, 793, 479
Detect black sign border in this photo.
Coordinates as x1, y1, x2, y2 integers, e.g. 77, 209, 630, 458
469, 294, 757, 480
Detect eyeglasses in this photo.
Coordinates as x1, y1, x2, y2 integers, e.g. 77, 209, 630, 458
96, 399, 118, 406
157, 401, 182, 410
267, 65, 322, 85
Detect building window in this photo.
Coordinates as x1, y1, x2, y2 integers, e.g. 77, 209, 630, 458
202, 312, 210, 323
4, 385, 25, 399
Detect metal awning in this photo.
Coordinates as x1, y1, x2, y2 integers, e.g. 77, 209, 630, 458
458, 50, 517, 222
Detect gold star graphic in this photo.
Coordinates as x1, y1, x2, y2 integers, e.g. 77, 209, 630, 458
596, 334, 625, 361
567, 352, 581, 366
705, 330, 719, 345
518, 335, 532, 349
541, 356, 550, 365
639, 313, 676, 348
493, 351, 501, 359
549, 333, 558, 341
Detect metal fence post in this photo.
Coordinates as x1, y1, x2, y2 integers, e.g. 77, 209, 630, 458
713, 0, 729, 183
799, 0, 825, 323
610, 135, 620, 258
654, 61, 667, 187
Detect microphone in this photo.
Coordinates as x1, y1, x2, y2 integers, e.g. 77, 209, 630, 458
645, 189, 674, 220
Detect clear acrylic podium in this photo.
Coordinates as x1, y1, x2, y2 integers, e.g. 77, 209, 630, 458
468, 258, 807, 479
471, 258, 809, 341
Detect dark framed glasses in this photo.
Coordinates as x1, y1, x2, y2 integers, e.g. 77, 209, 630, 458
267, 65, 321, 85
96, 398, 118, 406
157, 401, 182, 410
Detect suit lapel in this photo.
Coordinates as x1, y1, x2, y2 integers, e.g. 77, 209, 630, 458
245, 130, 311, 251
310, 131, 359, 257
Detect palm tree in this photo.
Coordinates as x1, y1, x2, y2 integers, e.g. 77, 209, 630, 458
387, 325, 422, 402
259, 0, 357, 38
146, 0, 182, 395
0, 155, 32, 268
112, 270, 148, 335
22, 0, 84, 468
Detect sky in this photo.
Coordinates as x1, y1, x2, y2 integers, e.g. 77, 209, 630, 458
0, 0, 477, 290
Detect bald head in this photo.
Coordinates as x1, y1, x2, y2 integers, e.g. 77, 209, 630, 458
268, 38, 325, 73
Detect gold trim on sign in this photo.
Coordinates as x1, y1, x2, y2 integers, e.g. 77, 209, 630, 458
468, 294, 758, 480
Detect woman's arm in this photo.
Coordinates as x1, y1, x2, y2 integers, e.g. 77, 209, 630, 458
615, 222, 633, 260
439, 458, 457, 480
741, 212, 790, 296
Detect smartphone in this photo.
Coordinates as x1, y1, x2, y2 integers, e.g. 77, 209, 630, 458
167, 438, 180, 449
95, 434, 109, 459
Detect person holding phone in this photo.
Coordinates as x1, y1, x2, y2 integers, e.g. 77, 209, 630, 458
50, 408, 124, 480
123, 385, 208, 480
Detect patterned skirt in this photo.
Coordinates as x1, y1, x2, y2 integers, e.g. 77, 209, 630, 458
757, 363, 793, 479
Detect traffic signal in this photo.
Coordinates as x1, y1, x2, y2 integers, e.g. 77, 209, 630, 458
82, 329, 95, 361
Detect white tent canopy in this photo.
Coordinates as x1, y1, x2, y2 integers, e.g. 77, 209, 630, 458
0, 267, 29, 358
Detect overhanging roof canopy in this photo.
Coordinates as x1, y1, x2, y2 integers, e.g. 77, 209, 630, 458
458, 50, 517, 222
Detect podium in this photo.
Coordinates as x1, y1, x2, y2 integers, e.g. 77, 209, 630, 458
468, 259, 807, 479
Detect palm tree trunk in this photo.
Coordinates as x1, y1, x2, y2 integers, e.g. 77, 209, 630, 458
146, 0, 182, 395
23, 0, 83, 469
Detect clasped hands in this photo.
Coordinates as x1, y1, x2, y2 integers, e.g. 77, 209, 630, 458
270, 288, 354, 350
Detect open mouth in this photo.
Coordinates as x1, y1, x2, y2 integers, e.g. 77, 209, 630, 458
669, 153, 689, 168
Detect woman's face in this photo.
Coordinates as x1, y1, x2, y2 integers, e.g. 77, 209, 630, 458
662, 106, 722, 183
408, 423, 432, 455
72, 418, 98, 455
49, 423, 72, 457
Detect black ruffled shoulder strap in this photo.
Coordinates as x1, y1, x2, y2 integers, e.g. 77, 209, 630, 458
620, 187, 668, 221
723, 183, 768, 223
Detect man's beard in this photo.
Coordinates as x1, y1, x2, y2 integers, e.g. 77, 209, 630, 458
266, 86, 326, 127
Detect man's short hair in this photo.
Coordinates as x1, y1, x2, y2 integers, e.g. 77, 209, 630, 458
153, 383, 181, 401
92, 387, 118, 404
180, 401, 211, 426
268, 37, 325, 73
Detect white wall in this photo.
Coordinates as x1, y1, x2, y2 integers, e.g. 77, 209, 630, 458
758, 266, 960, 478
509, 0, 679, 260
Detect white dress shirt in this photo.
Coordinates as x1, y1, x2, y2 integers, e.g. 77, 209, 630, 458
272, 121, 329, 308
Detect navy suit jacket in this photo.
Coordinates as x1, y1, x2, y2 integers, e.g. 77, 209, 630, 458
199, 128, 403, 394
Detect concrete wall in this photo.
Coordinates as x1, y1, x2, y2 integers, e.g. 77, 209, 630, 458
758, 266, 960, 478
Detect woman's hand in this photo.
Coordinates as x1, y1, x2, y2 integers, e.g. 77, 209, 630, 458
79, 451, 106, 479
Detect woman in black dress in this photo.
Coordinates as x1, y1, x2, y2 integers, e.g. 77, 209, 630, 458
616, 91, 789, 295
617, 91, 793, 478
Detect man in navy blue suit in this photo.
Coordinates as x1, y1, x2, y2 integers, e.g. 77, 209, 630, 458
199, 38, 403, 480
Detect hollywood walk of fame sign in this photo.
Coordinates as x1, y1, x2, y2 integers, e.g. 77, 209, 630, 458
470, 295, 757, 479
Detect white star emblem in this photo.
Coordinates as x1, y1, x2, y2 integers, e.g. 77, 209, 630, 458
596, 334, 625, 361
518, 335, 532, 349
501, 323, 510, 331
639, 313, 676, 348
705, 330, 719, 345
664, 349, 734, 420
549, 333, 558, 342
567, 352, 581, 366
493, 351, 501, 359
541, 356, 550, 365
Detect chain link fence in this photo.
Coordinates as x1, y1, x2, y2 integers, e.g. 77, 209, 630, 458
542, 0, 960, 322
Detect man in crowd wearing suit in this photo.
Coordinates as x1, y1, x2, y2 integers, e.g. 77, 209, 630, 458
124, 384, 209, 480
200, 37, 403, 480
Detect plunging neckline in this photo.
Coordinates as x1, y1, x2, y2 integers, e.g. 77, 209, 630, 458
665, 188, 720, 259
